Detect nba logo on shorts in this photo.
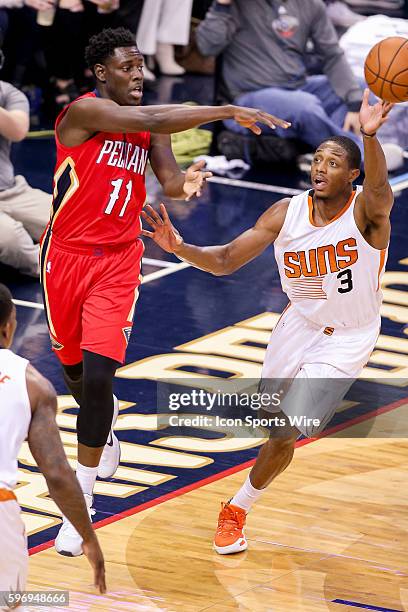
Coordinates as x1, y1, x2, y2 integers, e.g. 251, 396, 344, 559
46, 261, 52, 274
122, 326, 132, 345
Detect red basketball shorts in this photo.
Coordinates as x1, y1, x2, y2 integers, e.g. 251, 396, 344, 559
39, 232, 144, 365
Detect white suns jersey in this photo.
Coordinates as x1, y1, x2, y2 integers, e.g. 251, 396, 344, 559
274, 187, 387, 329
0, 349, 31, 489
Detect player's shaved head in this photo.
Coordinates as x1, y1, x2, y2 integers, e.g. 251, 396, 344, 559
0, 283, 13, 327
318, 135, 362, 170
0, 284, 16, 348
85, 27, 140, 74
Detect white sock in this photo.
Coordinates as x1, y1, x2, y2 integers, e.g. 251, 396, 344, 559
76, 463, 98, 496
230, 475, 265, 512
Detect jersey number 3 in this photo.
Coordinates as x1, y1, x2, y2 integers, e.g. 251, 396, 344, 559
104, 179, 133, 217
337, 269, 353, 294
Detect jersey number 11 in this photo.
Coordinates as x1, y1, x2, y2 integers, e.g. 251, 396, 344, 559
104, 179, 133, 217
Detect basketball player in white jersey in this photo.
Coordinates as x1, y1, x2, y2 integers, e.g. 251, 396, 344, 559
141, 89, 394, 554
0, 284, 106, 605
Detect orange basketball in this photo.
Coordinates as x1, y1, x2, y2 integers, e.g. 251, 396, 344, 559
364, 36, 408, 103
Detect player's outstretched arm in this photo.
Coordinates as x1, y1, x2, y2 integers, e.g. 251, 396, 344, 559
64, 98, 290, 140
26, 365, 106, 594
141, 200, 289, 275
356, 89, 394, 249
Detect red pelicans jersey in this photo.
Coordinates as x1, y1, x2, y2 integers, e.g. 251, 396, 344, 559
50, 92, 150, 246
274, 186, 387, 329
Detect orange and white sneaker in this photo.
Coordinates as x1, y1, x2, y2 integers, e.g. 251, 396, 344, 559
213, 502, 248, 555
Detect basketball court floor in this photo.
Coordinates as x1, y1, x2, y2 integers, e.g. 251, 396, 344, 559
3, 75, 408, 611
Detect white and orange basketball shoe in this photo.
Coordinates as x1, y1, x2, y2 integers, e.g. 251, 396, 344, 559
213, 502, 248, 554
97, 395, 121, 479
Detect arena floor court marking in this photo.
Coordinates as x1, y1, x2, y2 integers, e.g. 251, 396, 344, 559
208, 176, 303, 195
332, 601, 403, 612
27, 391, 408, 559
6, 88, 408, 609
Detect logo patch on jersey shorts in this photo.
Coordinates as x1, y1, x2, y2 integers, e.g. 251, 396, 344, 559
323, 327, 334, 336
50, 335, 64, 351
122, 326, 132, 345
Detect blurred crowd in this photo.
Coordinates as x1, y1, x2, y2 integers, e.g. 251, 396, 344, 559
0, 0, 213, 118
1, 0, 408, 277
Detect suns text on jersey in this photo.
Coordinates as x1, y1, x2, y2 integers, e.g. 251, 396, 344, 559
284, 237, 358, 278
96, 139, 148, 175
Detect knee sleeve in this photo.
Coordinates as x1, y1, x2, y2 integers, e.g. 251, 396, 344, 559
76, 351, 118, 448
62, 362, 83, 406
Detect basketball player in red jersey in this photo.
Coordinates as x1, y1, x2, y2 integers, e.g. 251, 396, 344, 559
40, 27, 289, 557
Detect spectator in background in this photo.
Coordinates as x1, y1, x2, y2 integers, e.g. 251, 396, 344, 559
325, 0, 365, 31
0, 70, 51, 276
112, 0, 144, 34
196, 0, 364, 158
0, 0, 25, 41
24, 0, 121, 109
136, 0, 193, 80
344, 0, 407, 17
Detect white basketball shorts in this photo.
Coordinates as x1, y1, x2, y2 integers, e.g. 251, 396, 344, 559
0, 498, 28, 611
260, 305, 380, 437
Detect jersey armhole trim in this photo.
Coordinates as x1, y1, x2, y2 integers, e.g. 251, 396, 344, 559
352, 193, 390, 253
55, 94, 101, 151
273, 198, 294, 246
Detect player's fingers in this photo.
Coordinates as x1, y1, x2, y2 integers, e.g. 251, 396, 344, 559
189, 159, 206, 171
159, 202, 171, 223
140, 210, 157, 228
95, 564, 106, 594
141, 229, 154, 238
260, 112, 291, 129
203, 172, 213, 179
382, 102, 394, 115
363, 88, 370, 104
250, 124, 262, 135
146, 205, 164, 225
258, 117, 276, 130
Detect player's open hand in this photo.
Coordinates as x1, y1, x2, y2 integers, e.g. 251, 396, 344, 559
183, 160, 213, 201
141, 204, 184, 253
360, 88, 394, 135
82, 535, 106, 594
232, 106, 291, 135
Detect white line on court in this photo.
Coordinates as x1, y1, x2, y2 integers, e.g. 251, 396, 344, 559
208, 176, 302, 196
211, 170, 408, 195
13, 262, 192, 309
142, 257, 178, 268
392, 180, 408, 193
390, 172, 408, 193
13, 299, 44, 310
142, 261, 190, 284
